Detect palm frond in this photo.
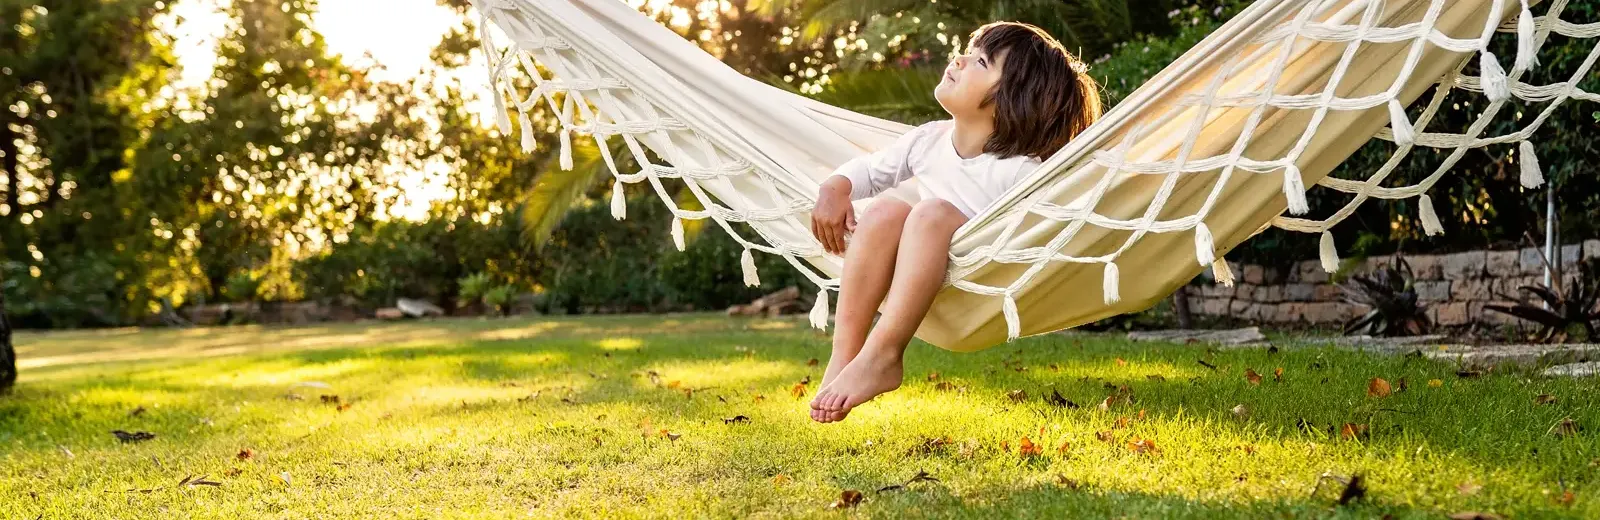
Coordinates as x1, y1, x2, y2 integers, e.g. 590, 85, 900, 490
802, 65, 946, 123
517, 139, 615, 250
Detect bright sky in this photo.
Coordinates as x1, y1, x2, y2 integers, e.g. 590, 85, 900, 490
166, 0, 495, 221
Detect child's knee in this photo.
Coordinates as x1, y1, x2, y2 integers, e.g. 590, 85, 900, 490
906, 199, 966, 230
861, 199, 912, 228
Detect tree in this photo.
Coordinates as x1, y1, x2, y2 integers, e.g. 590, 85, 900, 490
1, 269, 15, 392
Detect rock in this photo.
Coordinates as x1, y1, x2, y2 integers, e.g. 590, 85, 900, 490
397, 298, 445, 318
727, 286, 802, 317
1127, 327, 1267, 346
1542, 362, 1600, 377
1428, 344, 1600, 370
375, 308, 406, 320
1486, 250, 1519, 277
1414, 280, 1450, 302
1441, 251, 1487, 280
1407, 255, 1442, 280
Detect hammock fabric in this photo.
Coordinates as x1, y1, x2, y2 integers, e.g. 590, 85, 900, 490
472, 0, 1599, 352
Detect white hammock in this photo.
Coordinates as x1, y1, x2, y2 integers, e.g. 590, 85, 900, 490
472, 0, 1598, 352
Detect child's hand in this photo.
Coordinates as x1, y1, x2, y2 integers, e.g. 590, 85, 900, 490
812, 177, 857, 255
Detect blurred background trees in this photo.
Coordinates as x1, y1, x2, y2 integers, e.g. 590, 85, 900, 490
1, 0, 1595, 331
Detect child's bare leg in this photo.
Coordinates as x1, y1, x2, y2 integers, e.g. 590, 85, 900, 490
814, 199, 967, 423
810, 199, 911, 422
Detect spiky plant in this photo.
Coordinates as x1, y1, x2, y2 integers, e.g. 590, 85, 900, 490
1485, 258, 1600, 343
1340, 257, 1431, 336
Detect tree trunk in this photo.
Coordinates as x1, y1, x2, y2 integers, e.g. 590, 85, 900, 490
0, 271, 16, 393
1173, 285, 1194, 329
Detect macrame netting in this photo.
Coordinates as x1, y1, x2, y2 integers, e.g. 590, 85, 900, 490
471, 0, 1598, 352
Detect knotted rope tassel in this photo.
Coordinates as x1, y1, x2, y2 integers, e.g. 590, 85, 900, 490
740, 248, 761, 287
1519, 140, 1544, 189
1387, 98, 1415, 146
1480, 51, 1511, 102
670, 216, 686, 251
1419, 194, 1444, 236
1319, 231, 1340, 274
1194, 223, 1216, 267
1282, 165, 1309, 215
809, 288, 830, 330
1102, 262, 1121, 305
1515, 0, 1538, 71
1002, 294, 1021, 341
610, 180, 626, 220
1212, 259, 1235, 288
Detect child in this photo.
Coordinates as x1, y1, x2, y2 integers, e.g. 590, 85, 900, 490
808, 22, 1103, 423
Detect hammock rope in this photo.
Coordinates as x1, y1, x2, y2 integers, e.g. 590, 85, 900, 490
470, 0, 1599, 352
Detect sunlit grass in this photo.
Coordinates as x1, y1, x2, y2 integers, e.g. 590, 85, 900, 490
2, 314, 1597, 518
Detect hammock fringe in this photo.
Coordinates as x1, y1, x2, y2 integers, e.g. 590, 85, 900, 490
1002, 295, 1021, 341
611, 180, 627, 220
1102, 262, 1121, 305
1319, 231, 1340, 274
1283, 165, 1309, 215
809, 289, 829, 330
1194, 223, 1216, 266
1387, 98, 1415, 146
671, 216, 686, 251
1212, 259, 1235, 287
1480, 50, 1511, 102
1419, 194, 1445, 236
1515, 0, 1538, 71
740, 248, 761, 287
1519, 140, 1544, 188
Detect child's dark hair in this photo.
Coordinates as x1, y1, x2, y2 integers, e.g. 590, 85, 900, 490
968, 21, 1103, 161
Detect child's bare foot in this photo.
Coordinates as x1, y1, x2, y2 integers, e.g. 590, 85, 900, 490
810, 351, 858, 422
810, 348, 903, 423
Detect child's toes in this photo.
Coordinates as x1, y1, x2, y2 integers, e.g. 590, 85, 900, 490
825, 392, 849, 412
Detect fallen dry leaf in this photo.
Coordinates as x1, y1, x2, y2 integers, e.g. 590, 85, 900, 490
1535, 394, 1557, 405
1428, 379, 1443, 387
790, 382, 807, 399
926, 372, 940, 382
1018, 436, 1042, 457
1145, 374, 1166, 382
1045, 389, 1079, 409
1057, 441, 1071, 455
1550, 418, 1580, 438
772, 474, 790, 485
1095, 430, 1115, 443
129, 406, 147, 418
935, 381, 957, 392
752, 394, 766, 402
1239, 444, 1257, 455
236, 449, 255, 461
336, 402, 353, 412
721, 415, 750, 425
1457, 481, 1482, 496
1056, 475, 1081, 489
277, 472, 292, 486
1245, 369, 1262, 386
1274, 367, 1284, 382
1340, 423, 1369, 440
807, 358, 819, 367
320, 394, 341, 404
1368, 378, 1392, 398
828, 490, 865, 509
111, 430, 156, 443
908, 436, 952, 456
666, 380, 682, 390
1115, 358, 1127, 367
1114, 416, 1131, 429
1231, 404, 1250, 419
223, 468, 243, 477
1126, 437, 1159, 455
1555, 489, 1575, 506
1007, 389, 1028, 402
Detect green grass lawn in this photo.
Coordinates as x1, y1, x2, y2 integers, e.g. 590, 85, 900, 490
2, 314, 1596, 518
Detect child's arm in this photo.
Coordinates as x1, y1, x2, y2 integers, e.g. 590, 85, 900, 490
827, 125, 926, 200
812, 124, 933, 253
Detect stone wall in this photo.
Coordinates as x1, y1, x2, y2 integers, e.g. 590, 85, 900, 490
1187, 239, 1600, 327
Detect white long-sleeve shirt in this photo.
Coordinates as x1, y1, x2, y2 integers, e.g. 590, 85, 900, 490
828, 119, 1043, 218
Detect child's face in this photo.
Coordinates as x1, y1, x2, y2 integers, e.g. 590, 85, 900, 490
934, 45, 1005, 120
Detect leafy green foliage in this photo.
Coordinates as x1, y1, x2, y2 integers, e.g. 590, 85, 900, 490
1340, 258, 1431, 337
1485, 259, 1600, 343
